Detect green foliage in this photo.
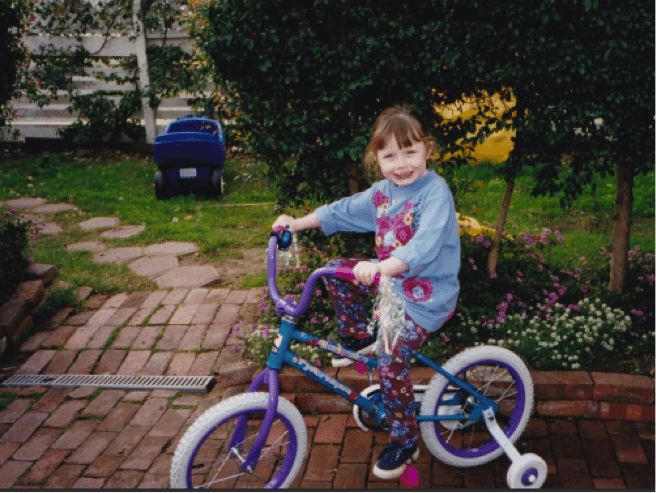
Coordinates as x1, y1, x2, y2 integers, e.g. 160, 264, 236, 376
449, 0, 655, 201
198, 0, 654, 209
487, 299, 654, 371
252, 227, 654, 373
59, 91, 146, 143
0, 0, 26, 126
33, 285, 84, 326
199, 0, 468, 205
0, 207, 31, 305
17, 0, 216, 144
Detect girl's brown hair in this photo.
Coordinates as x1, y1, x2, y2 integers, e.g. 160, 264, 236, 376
363, 105, 437, 173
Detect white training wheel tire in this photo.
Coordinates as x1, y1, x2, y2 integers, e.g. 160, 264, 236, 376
506, 453, 547, 489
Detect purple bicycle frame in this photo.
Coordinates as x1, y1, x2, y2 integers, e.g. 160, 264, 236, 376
266, 235, 357, 317
233, 235, 357, 473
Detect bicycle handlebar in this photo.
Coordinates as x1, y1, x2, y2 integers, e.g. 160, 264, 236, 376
267, 232, 379, 317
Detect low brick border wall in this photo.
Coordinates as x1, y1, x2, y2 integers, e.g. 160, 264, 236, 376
224, 366, 655, 423
0, 264, 58, 352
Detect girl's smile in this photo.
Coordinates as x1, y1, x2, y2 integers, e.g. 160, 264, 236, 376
376, 136, 429, 187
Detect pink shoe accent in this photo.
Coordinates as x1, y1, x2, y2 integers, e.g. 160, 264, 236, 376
354, 362, 367, 374
400, 464, 419, 488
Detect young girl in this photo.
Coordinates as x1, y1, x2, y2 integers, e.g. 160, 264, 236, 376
272, 105, 460, 480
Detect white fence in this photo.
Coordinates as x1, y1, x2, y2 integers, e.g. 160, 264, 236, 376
6, 0, 210, 144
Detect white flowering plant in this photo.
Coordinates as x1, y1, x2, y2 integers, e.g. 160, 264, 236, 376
483, 298, 655, 371
250, 223, 654, 374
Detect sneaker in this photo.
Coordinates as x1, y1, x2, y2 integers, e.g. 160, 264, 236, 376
331, 334, 376, 367
373, 443, 419, 479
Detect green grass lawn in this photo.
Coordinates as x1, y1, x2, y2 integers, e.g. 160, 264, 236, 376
1, 151, 277, 292
451, 162, 654, 267
1, 152, 653, 294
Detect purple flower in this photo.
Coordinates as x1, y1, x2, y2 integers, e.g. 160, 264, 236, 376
506, 293, 513, 302
490, 272, 498, 279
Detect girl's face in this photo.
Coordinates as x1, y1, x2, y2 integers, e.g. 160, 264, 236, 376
376, 136, 429, 187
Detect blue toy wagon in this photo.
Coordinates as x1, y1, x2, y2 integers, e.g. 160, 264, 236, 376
153, 115, 227, 199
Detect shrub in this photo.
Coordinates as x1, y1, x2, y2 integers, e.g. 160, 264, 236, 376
486, 299, 654, 372
32, 286, 84, 327
0, 0, 26, 130
0, 208, 32, 305
251, 222, 654, 374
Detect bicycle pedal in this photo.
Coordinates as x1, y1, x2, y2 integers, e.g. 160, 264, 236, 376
400, 464, 419, 488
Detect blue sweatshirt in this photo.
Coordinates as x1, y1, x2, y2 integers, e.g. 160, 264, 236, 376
315, 170, 460, 332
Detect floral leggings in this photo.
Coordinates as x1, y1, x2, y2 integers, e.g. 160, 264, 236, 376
323, 259, 429, 449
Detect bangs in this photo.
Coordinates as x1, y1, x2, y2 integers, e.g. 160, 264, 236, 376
371, 114, 425, 151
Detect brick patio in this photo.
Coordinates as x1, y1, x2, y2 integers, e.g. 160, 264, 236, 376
0, 287, 654, 489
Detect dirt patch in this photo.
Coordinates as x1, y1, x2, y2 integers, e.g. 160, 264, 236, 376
178, 247, 267, 288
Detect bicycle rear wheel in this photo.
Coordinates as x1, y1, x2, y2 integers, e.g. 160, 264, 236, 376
170, 392, 307, 489
419, 345, 533, 468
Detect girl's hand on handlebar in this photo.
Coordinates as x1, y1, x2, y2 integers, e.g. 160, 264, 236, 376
272, 215, 296, 232
353, 261, 381, 286
272, 212, 321, 233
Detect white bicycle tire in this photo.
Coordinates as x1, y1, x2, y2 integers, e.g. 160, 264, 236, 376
420, 345, 534, 468
170, 392, 307, 489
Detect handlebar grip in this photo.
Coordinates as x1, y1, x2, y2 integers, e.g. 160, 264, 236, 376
334, 267, 382, 286
270, 229, 293, 249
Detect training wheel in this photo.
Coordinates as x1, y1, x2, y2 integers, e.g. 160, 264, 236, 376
506, 453, 547, 489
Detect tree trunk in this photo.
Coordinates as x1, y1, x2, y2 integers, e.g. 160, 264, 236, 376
488, 178, 515, 274
608, 164, 633, 293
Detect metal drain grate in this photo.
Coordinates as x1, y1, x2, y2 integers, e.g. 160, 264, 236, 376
2, 374, 215, 393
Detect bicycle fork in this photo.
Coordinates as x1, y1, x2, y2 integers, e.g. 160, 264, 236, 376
231, 367, 281, 473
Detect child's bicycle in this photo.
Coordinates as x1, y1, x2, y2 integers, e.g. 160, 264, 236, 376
170, 230, 547, 489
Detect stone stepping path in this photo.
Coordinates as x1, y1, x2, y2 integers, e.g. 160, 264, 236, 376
3, 197, 220, 288
100, 225, 145, 239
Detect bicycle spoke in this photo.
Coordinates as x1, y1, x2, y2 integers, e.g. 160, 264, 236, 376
188, 417, 292, 489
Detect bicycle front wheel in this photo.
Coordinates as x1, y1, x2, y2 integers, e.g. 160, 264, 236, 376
170, 392, 307, 489
420, 345, 533, 468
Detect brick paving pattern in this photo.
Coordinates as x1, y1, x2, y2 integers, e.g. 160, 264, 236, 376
0, 286, 653, 489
